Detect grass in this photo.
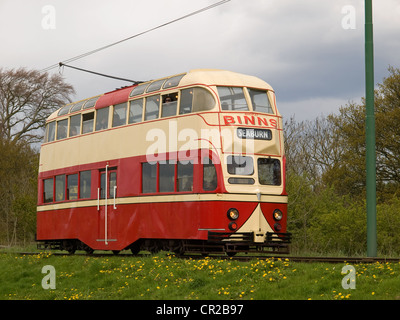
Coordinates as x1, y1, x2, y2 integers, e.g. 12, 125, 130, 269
0, 250, 399, 300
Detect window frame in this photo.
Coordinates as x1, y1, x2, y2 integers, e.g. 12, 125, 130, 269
141, 161, 194, 194
247, 88, 274, 114
46, 121, 56, 142
82, 112, 94, 134
202, 158, 218, 191
258, 158, 282, 186
144, 95, 161, 121
55, 174, 66, 202
43, 178, 54, 203
217, 86, 249, 111
69, 114, 81, 137
112, 102, 128, 128
79, 170, 92, 199
128, 98, 144, 124
56, 119, 68, 140
67, 173, 79, 200
95, 107, 110, 131
227, 155, 254, 176
161, 93, 178, 118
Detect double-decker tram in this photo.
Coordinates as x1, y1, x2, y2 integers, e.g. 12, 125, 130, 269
37, 69, 291, 255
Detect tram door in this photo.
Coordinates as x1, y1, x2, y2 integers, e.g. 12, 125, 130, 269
97, 166, 118, 245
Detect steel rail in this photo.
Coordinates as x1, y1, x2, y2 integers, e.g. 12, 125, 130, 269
3, 251, 399, 264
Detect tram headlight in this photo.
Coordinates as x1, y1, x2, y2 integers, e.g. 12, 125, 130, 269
227, 208, 239, 220
273, 209, 283, 221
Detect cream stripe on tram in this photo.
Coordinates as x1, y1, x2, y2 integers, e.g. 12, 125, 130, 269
37, 193, 288, 212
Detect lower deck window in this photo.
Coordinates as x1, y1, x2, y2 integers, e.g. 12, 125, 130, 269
159, 163, 175, 192
43, 178, 54, 203
55, 175, 65, 202
67, 174, 78, 200
80, 170, 91, 199
142, 163, 157, 193
177, 162, 193, 192
100, 170, 117, 199
203, 159, 217, 191
258, 158, 281, 185
142, 161, 194, 193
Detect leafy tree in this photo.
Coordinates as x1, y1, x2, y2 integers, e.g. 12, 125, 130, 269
322, 66, 400, 201
0, 139, 38, 245
0, 68, 74, 245
285, 66, 400, 255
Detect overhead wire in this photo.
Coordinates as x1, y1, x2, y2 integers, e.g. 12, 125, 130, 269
41, 0, 231, 73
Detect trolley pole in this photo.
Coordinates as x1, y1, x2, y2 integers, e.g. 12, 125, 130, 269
365, 0, 377, 257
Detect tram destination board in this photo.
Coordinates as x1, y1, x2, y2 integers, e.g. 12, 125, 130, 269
237, 127, 272, 140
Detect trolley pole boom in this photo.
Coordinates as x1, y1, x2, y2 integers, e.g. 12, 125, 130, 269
365, 0, 377, 257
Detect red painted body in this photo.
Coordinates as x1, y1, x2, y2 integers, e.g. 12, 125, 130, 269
37, 151, 288, 251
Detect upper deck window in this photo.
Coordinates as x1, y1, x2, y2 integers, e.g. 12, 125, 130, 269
46, 121, 56, 142
161, 94, 178, 118
144, 95, 160, 121
82, 112, 94, 134
130, 84, 148, 97
56, 119, 68, 140
129, 99, 143, 123
218, 87, 248, 111
69, 114, 81, 137
248, 89, 273, 114
58, 105, 72, 116
70, 100, 86, 113
83, 96, 99, 109
179, 87, 215, 114
146, 79, 166, 93
163, 74, 185, 89
112, 103, 127, 127
95, 107, 109, 131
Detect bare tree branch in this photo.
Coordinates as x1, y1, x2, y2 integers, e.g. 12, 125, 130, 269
0, 67, 75, 144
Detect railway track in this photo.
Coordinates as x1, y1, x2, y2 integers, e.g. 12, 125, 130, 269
2, 250, 399, 264
183, 254, 400, 264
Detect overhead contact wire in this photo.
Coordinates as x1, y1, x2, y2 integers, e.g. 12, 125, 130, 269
41, 0, 230, 73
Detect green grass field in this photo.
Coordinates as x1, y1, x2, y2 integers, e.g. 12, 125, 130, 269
1, 250, 399, 300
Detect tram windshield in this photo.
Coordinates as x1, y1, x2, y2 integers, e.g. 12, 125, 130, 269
258, 158, 281, 186
217, 86, 274, 114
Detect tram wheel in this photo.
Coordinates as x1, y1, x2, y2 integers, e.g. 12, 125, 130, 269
85, 248, 94, 254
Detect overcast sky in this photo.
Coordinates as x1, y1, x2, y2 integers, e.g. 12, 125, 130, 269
1, 0, 399, 121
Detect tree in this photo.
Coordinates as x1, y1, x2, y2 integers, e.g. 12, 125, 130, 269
0, 139, 38, 245
0, 67, 75, 144
0, 67, 74, 246
325, 66, 400, 200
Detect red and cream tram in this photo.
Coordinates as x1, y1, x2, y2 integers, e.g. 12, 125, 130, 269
36, 69, 291, 254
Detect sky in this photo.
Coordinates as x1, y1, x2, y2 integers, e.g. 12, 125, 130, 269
1, 0, 399, 121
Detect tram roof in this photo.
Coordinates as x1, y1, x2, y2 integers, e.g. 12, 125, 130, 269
48, 69, 274, 121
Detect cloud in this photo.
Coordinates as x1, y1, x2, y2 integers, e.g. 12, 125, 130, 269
1, 0, 399, 120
